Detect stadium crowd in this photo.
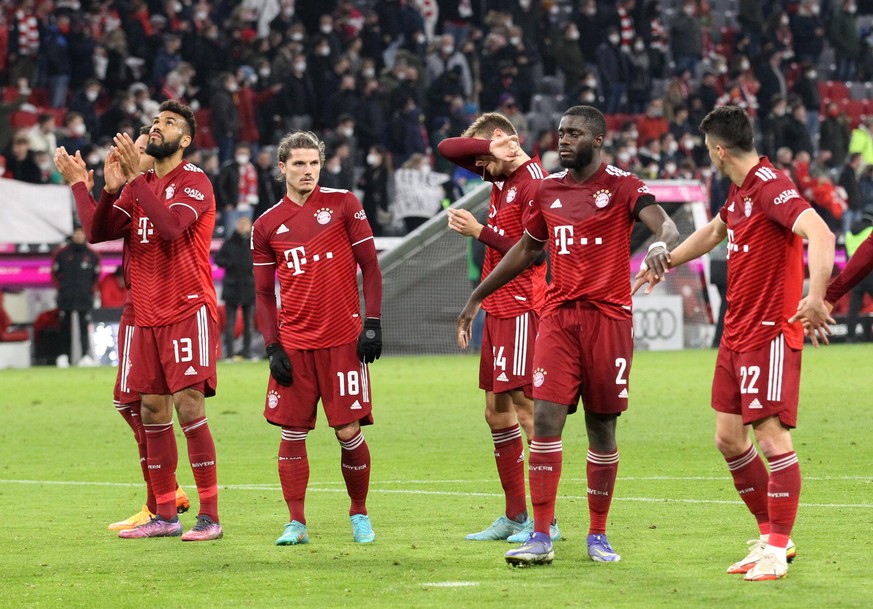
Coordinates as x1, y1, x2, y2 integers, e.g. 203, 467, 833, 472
3, 0, 873, 236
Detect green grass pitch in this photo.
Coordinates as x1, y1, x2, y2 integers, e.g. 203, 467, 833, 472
0, 346, 871, 608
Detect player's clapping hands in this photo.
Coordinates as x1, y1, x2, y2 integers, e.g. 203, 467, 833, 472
112, 132, 143, 182
54, 147, 92, 188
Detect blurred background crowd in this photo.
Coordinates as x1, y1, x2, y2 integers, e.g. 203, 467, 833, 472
4, 0, 873, 238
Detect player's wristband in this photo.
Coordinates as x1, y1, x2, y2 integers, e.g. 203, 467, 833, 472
647, 241, 667, 253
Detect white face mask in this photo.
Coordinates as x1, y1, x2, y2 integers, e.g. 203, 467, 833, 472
608, 35, 620, 45
807, 70, 817, 79
362, 68, 375, 79
72, 123, 86, 136
441, 45, 454, 54
339, 127, 354, 138
366, 154, 380, 166
684, 6, 695, 16
236, 154, 250, 165
585, 78, 598, 88
617, 151, 631, 163
667, 142, 678, 154
291, 32, 304, 42
740, 60, 750, 71
123, 102, 137, 114
328, 164, 341, 175
317, 46, 330, 57
87, 154, 100, 165
294, 62, 306, 72
568, 31, 580, 41
259, 68, 271, 78
665, 163, 677, 173
85, 90, 99, 102
320, 25, 333, 35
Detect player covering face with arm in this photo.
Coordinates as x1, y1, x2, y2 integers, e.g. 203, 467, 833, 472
251, 131, 383, 546
635, 105, 835, 581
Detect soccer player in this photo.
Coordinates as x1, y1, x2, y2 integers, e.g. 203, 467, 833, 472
87, 101, 222, 541
251, 131, 383, 546
458, 105, 679, 566
437, 113, 555, 542
54, 128, 191, 530
634, 105, 835, 580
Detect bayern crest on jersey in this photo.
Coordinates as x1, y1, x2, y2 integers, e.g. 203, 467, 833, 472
267, 390, 280, 409
594, 189, 612, 208
533, 368, 546, 388
744, 197, 753, 217
165, 184, 175, 200
506, 185, 517, 203
315, 208, 333, 225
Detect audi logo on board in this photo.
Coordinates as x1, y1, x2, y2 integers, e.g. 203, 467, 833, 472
633, 308, 679, 340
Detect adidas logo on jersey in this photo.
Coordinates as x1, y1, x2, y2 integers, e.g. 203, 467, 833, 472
749, 398, 763, 409
184, 366, 198, 376
618, 388, 628, 398
277, 224, 290, 234
550, 199, 563, 209
497, 372, 509, 382
350, 400, 362, 410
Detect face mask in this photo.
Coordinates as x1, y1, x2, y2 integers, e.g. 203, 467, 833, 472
811, 6, 820, 15
667, 142, 678, 154
72, 123, 86, 136
236, 154, 250, 165
339, 127, 354, 138
634, 42, 645, 52
317, 46, 330, 57
568, 31, 580, 41
294, 62, 306, 72
684, 6, 695, 16
608, 35, 620, 45
328, 164, 341, 175
362, 68, 375, 79
665, 163, 677, 173
509, 37, 521, 46
320, 25, 333, 35
583, 93, 596, 103
627, 146, 638, 156
617, 152, 631, 163
415, 34, 426, 44
85, 90, 99, 102
195, 10, 208, 20
739, 60, 750, 71
585, 78, 598, 88
38, 161, 52, 171
291, 32, 304, 41
519, 0, 531, 8
441, 45, 454, 54
123, 102, 137, 114
259, 68, 271, 78
87, 154, 99, 165
683, 139, 695, 150
366, 154, 380, 166
847, 5, 857, 14
629, 130, 639, 140
228, 82, 239, 92
781, 16, 789, 26
283, 8, 294, 18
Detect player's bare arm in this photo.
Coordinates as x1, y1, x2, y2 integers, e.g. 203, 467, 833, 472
457, 232, 542, 348
638, 204, 680, 280
447, 208, 483, 238
787, 210, 836, 347
633, 215, 726, 295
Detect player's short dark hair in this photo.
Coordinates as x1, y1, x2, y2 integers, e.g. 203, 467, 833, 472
276, 131, 326, 164
462, 112, 517, 138
562, 105, 606, 138
158, 100, 196, 139
699, 105, 755, 153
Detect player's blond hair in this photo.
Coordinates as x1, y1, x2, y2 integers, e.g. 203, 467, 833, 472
276, 131, 326, 164
462, 112, 517, 139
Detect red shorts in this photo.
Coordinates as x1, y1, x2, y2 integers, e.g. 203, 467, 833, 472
711, 334, 801, 428
264, 340, 374, 430
127, 305, 218, 397
113, 307, 138, 406
479, 311, 537, 397
532, 303, 633, 415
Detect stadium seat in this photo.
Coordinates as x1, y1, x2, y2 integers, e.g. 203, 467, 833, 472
828, 80, 850, 102
817, 80, 829, 100
843, 99, 865, 126
0, 293, 28, 343
10, 110, 38, 128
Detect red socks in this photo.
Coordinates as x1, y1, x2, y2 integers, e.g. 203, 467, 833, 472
182, 416, 219, 523
766, 451, 801, 548
144, 421, 178, 521
492, 425, 527, 521
339, 429, 371, 516
529, 437, 562, 535
279, 428, 309, 524
587, 448, 619, 535
725, 444, 771, 535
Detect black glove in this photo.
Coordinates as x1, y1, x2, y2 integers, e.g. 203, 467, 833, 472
266, 343, 293, 386
357, 318, 382, 364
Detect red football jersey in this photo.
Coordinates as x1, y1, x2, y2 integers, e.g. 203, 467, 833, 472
481, 158, 548, 318
718, 157, 811, 352
526, 163, 654, 319
252, 186, 374, 350
114, 162, 217, 327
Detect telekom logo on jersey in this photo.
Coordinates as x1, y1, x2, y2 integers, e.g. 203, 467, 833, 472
138, 217, 154, 243
552, 225, 603, 254
282, 246, 334, 275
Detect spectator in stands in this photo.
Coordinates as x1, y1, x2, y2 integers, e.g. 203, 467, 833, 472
253, 147, 280, 220
840, 152, 865, 235
697, 71, 721, 115
638, 137, 664, 173
68, 78, 102, 138
755, 47, 788, 122
669, 105, 694, 141
426, 33, 472, 100
627, 36, 652, 115
210, 72, 241, 164
54, 110, 87, 154
849, 115, 873, 166
669, 1, 704, 77
637, 99, 670, 150
820, 101, 852, 168
737, 0, 765, 58
215, 215, 255, 361
99, 266, 128, 309
388, 94, 427, 169
51, 226, 100, 368
355, 76, 388, 155
357, 145, 391, 237
760, 95, 791, 159
640, 1, 668, 79
34, 150, 61, 185
792, 62, 822, 142
827, 1, 861, 81
152, 33, 182, 87
790, 1, 826, 65
5, 134, 41, 184
279, 52, 317, 133
43, 14, 72, 109
393, 153, 450, 234
216, 142, 258, 237
596, 27, 632, 115
553, 22, 587, 99
98, 91, 141, 142
27, 113, 57, 155
0, 79, 31, 152
840, 207, 873, 342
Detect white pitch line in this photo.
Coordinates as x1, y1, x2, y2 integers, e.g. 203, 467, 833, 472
1, 479, 871, 509
420, 582, 479, 588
